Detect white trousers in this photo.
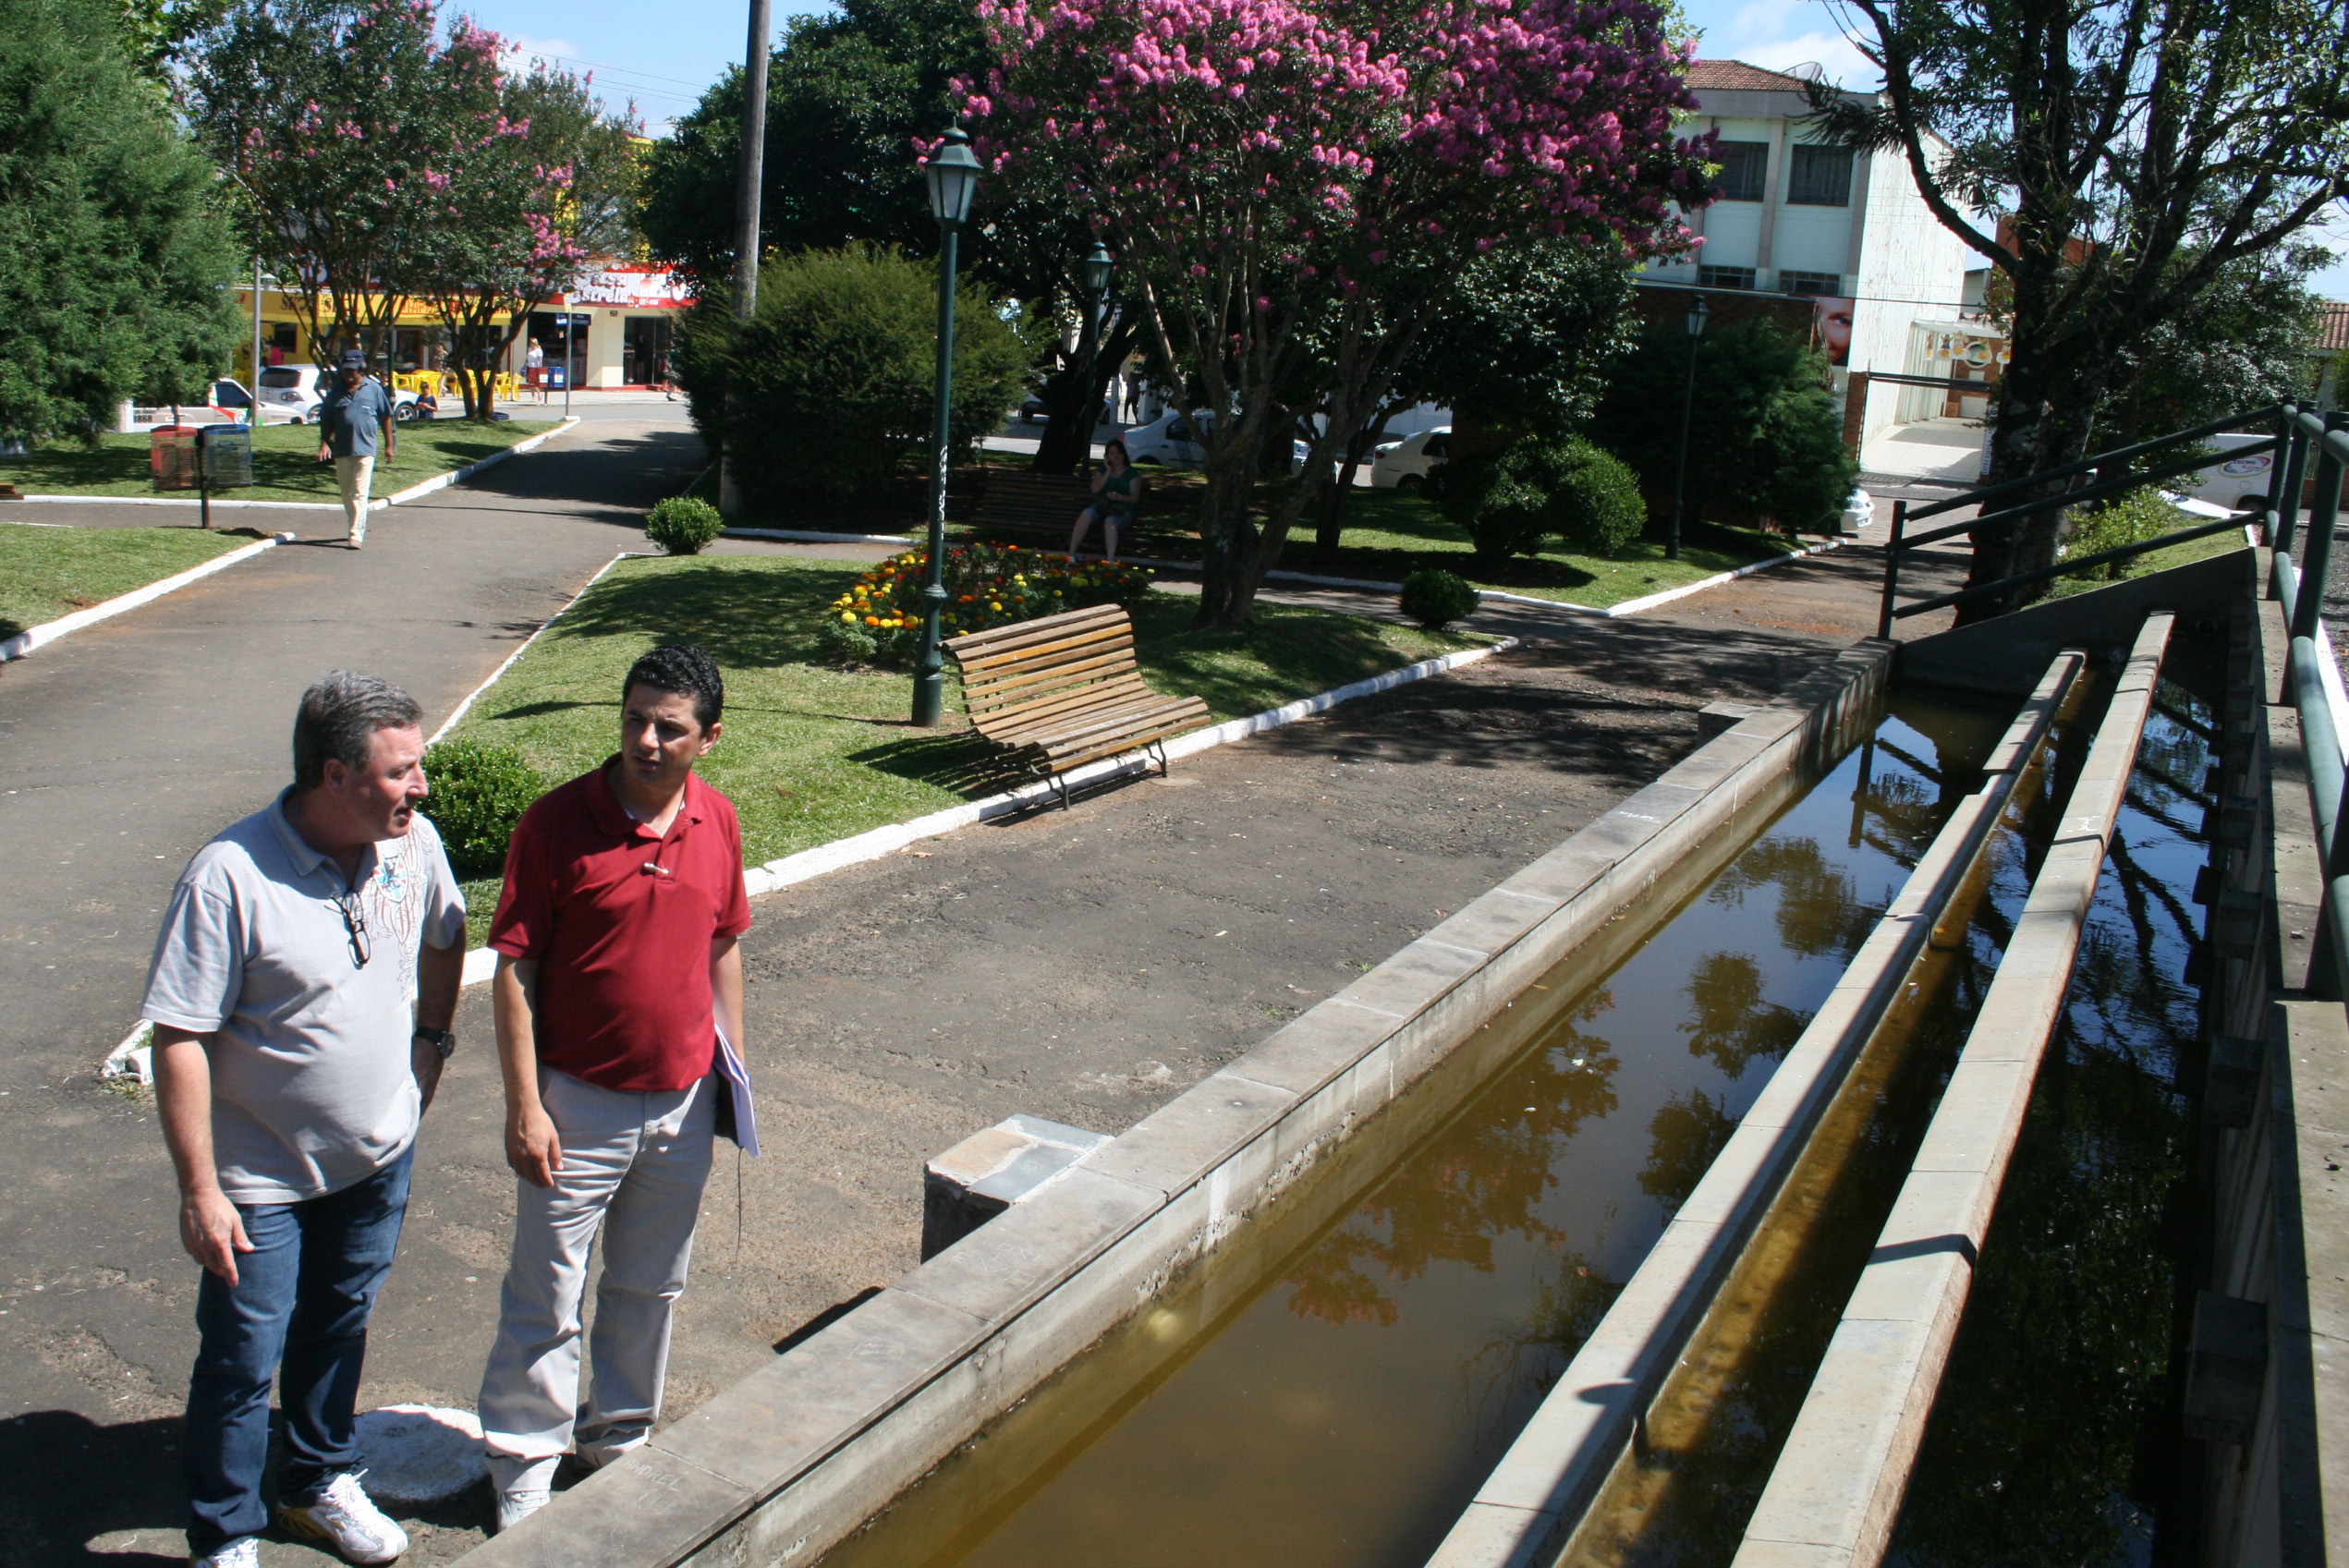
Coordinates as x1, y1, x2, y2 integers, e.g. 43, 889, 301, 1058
335, 454, 375, 541
479, 1067, 714, 1493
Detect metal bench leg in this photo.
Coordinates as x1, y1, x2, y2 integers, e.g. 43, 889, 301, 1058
1150, 738, 1171, 777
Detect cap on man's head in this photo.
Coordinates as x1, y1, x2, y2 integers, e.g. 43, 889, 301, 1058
339, 350, 367, 371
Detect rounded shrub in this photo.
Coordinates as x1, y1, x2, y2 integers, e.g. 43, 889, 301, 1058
1442, 435, 1645, 560
645, 496, 725, 555
1400, 567, 1480, 630
419, 739, 544, 878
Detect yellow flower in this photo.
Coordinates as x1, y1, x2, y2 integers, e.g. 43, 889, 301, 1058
840, 612, 857, 624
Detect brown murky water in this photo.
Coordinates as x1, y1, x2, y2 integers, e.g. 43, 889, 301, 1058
818, 686, 2033, 1568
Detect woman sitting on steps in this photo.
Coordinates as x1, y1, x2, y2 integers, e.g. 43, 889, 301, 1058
1068, 440, 1141, 565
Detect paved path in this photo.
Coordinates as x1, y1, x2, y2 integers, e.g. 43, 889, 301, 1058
0, 459, 1963, 1562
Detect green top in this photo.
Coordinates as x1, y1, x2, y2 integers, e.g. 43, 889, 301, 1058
1099, 467, 1137, 503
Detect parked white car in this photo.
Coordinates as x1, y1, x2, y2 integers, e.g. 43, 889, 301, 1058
1369, 426, 1450, 490
2180, 432, 2282, 513
255, 364, 419, 425
1123, 408, 1310, 473
1838, 485, 1875, 535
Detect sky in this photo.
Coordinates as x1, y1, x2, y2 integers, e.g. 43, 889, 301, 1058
460, 0, 2349, 298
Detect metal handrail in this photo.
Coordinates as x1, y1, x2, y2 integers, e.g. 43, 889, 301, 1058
1876, 400, 2308, 638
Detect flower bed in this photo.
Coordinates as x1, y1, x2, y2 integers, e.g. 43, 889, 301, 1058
819, 542, 1154, 665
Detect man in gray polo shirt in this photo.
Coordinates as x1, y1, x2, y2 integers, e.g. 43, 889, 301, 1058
145, 672, 466, 1568
315, 350, 395, 549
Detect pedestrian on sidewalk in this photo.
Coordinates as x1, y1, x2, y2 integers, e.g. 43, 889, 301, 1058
145, 672, 468, 1568
315, 351, 395, 550
478, 643, 758, 1534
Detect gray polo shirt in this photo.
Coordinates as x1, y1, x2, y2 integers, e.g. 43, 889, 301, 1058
319, 376, 394, 459
142, 793, 466, 1204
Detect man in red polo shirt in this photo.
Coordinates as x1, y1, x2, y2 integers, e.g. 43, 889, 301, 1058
476, 643, 752, 1532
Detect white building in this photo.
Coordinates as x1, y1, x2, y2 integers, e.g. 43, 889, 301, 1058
1643, 60, 1980, 451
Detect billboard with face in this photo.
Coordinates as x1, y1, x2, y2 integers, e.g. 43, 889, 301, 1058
1816, 297, 1856, 367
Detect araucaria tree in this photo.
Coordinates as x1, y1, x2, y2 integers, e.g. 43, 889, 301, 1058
1810, 0, 2349, 618
965, 0, 1710, 624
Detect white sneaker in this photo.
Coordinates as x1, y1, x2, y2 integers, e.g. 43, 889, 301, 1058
189, 1539, 259, 1568
277, 1470, 408, 1563
493, 1486, 551, 1534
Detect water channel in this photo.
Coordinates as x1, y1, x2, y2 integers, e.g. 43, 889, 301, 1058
819, 661, 2218, 1568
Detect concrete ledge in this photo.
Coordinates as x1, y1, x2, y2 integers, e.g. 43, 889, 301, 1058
453, 641, 1898, 1568
1425, 650, 2083, 1568
1732, 613, 2175, 1568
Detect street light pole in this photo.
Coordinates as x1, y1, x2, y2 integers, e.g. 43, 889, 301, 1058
910, 128, 983, 728
250, 257, 263, 404
1667, 292, 1709, 562
1077, 242, 1114, 477
564, 312, 574, 419
718, 0, 773, 517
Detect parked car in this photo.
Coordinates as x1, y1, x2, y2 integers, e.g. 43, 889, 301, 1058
255, 364, 419, 425
1124, 408, 1312, 474
1369, 426, 1450, 490
1017, 395, 1049, 423
1124, 408, 1209, 468
1838, 485, 1875, 535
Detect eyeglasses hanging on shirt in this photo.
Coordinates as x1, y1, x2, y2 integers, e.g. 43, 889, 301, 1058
335, 888, 371, 968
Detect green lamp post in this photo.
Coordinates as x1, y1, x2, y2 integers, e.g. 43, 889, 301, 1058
1666, 291, 1709, 562
1078, 241, 1115, 474
910, 128, 983, 729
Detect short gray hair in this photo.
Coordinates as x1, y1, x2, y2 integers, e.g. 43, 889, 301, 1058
293, 672, 423, 788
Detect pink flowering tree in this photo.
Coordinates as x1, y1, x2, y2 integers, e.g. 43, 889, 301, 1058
186, 0, 635, 415
962, 0, 1713, 623
408, 29, 639, 417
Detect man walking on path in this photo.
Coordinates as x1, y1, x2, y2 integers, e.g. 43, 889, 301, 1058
316, 351, 395, 549
479, 643, 755, 1533
145, 673, 467, 1568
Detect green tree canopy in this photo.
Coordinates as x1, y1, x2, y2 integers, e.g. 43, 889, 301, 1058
1588, 315, 1856, 534
0, 0, 240, 442
675, 246, 1030, 503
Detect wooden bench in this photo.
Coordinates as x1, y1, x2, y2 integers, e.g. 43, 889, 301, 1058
968, 471, 1174, 553
944, 603, 1210, 806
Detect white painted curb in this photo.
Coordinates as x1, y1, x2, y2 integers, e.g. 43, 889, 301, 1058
0, 531, 292, 662
724, 528, 916, 547
383, 417, 579, 506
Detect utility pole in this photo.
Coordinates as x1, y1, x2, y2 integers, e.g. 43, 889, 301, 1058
717, 0, 772, 517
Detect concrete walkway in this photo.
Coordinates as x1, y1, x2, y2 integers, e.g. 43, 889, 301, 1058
0, 459, 1964, 1562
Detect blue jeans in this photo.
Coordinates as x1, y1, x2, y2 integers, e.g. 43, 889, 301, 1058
183, 1148, 412, 1551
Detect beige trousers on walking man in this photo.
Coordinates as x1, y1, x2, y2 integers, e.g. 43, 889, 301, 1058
334, 454, 374, 544
479, 1068, 715, 1494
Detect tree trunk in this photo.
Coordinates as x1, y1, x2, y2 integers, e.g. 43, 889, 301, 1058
1955, 348, 2108, 625
1034, 311, 1137, 475
1194, 453, 1267, 626
1316, 407, 1399, 555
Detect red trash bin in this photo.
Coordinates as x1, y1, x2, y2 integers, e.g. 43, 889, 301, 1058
150, 426, 201, 490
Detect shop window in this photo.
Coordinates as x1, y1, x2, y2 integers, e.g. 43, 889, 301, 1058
1787, 145, 1854, 206
1713, 141, 1769, 201
1698, 265, 1757, 290
1779, 271, 1843, 298
623, 316, 675, 387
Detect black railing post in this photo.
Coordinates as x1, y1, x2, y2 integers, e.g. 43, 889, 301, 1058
1877, 499, 1907, 640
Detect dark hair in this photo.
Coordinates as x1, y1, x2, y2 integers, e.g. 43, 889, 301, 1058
293, 672, 422, 788
624, 643, 724, 730
1103, 439, 1130, 463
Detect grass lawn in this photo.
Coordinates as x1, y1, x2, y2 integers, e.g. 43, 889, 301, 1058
2045, 517, 2250, 602
436, 552, 1479, 933
0, 420, 556, 504
0, 523, 251, 638
1270, 489, 1801, 608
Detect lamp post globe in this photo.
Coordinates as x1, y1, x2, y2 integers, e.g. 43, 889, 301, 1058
1667, 292, 1710, 561
1078, 242, 1115, 474
912, 128, 982, 728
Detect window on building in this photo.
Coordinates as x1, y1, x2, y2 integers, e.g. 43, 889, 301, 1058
1698, 266, 1757, 290
1787, 145, 1855, 205
1713, 141, 1769, 201
1779, 271, 1843, 298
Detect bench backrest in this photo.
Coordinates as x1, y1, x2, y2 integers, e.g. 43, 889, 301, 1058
944, 603, 1150, 735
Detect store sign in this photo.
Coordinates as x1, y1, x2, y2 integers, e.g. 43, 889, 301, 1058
561, 263, 691, 310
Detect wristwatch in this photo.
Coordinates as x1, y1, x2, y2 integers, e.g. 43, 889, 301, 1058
414, 1026, 456, 1060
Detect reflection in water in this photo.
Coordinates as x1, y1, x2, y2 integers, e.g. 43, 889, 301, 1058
876, 692, 2020, 1568
1889, 679, 2212, 1566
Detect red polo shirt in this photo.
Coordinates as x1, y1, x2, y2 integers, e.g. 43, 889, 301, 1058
487, 760, 752, 1092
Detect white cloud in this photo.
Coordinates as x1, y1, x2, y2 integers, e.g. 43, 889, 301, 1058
1696, 0, 1882, 89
